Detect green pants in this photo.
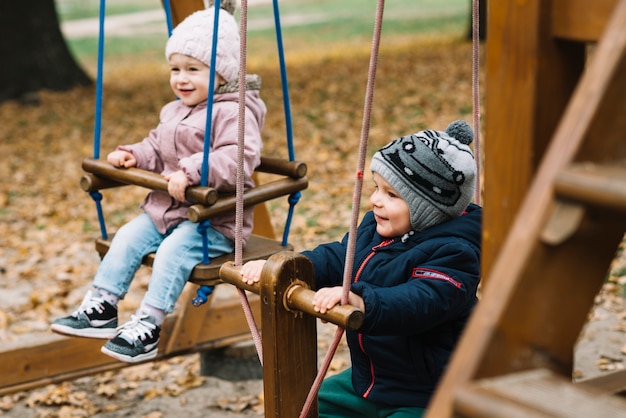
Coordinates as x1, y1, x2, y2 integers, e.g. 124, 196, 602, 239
318, 368, 426, 418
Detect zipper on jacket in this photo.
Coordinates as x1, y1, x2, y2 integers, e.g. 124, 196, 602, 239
353, 239, 394, 283
355, 238, 393, 398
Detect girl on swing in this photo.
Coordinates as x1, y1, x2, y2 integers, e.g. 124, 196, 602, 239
241, 121, 481, 417
52, 1, 266, 363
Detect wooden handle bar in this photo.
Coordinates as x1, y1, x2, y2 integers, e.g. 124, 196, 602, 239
285, 285, 364, 330
82, 158, 218, 205
219, 262, 364, 331
80, 173, 126, 192
188, 176, 308, 222
258, 157, 307, 178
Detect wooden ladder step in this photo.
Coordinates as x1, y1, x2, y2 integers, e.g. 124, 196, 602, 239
554, 163, 626, 211
454, 369, 626, 418
95, 234, 293, 286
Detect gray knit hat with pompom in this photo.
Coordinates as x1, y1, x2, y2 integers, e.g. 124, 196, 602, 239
370, 120, 476, 231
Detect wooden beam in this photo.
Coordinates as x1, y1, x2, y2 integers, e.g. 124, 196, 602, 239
166, 0, 205, 27
259, 252, 318, 418
0, 291, 259, 395
481, 0, 584, 280
552, 0, 618, 42
454, 369, 626, 417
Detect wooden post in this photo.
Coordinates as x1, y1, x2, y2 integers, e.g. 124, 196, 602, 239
481, 0, 585, 280
259, 252, 319, 418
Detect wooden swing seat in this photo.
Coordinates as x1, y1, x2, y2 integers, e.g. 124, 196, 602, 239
95, 233, 293, 286
81, 156, 308, 286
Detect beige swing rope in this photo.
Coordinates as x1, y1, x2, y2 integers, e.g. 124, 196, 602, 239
300, 1, 482, 415
299, 1, 386, 416
233, 0, 264, 365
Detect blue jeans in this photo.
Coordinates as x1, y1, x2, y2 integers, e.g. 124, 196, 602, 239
93, 213, 234, 313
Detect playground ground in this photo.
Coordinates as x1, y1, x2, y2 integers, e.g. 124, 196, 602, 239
2, 4, 626, 417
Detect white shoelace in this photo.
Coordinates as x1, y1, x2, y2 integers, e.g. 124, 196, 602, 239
117, 312, 157, 344
72, 290, 106, 317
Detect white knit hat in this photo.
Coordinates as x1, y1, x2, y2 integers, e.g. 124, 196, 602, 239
165, 3, 240, 82
370, 120, 476, 232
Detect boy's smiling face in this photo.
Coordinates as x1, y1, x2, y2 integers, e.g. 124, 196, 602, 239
370, 172, 412, 238
169, 53, 217, 106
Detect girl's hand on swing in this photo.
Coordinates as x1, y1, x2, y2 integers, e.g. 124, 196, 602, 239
107, 150, 136, 168
165, 170, 190, 202
240, 259, 266, 285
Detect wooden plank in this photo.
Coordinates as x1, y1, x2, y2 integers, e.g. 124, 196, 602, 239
0, 294, 258, 395
482, 0, 584, 279
578, 368, 626, 394
183, 289, 261, 347
552, 0, 618, 42
454, 369, 626, 417
555, 163, 626, 211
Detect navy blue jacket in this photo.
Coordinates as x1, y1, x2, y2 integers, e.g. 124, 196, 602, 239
302, 204, 481, 408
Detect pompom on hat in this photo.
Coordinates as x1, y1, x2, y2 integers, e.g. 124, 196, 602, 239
370, 120, 476, 232
165, 0, 240, 82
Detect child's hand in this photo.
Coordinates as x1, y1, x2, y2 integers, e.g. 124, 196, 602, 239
240, 259, 266, 285
165, 170, 190, 202
107, 150, 136, 168
312, 287, 344, 314
312, 287, 365, 315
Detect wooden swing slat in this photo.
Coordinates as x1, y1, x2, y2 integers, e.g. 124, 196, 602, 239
82, 157, 218, 205
257, 156, 308, 178
187, 176, 308, 222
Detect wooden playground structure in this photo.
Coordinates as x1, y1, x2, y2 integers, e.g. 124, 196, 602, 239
428, 0, 626, 415
1, 0, 626, 416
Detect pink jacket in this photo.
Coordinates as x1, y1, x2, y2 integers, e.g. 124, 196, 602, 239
118, 80, 266, 244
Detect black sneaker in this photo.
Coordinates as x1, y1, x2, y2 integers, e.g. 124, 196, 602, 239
51, 291, 118, 339
100, 311, 160, 363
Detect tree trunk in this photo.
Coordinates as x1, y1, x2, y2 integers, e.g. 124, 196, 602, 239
0, 0, 92, 104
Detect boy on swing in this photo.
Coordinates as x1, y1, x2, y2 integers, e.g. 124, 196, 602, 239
241, 120, 481, 417
52, 1, 266, 363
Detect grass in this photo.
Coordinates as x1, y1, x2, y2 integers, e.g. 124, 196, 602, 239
58, 0, 471, 64
56, 0, 160, 20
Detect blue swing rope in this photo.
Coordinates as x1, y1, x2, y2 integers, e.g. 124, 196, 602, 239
272, 0, 301, 247
162, 0, 174, 35
90, 0, 108, 241
194, 0, 300, 305
191, 1, 223, 306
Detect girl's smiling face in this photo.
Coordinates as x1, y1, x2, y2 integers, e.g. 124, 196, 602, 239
168, 53, 218, 106
370, 172, 412, 238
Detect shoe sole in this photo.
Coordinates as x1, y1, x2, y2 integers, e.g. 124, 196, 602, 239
51, 323, 117, 339
100, 345, 158, 363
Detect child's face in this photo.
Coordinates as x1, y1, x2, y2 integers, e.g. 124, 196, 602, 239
169, 53, 213, 106
370, 172, 412, 238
